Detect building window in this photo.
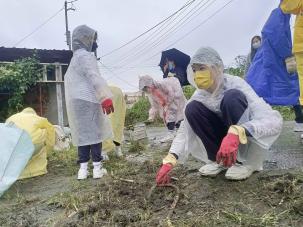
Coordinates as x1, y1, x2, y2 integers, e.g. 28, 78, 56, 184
46, 65, 56, 81
62, 65, 68, 81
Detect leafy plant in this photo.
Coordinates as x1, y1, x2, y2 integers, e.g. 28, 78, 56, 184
182, 85, 195, 99
125, 97, 150, 126
225, 55, 247, 78
0, 57, 42, 120
272, 106, 295, 121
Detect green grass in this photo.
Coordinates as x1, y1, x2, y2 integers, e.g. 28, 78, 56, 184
125, 98, 150, 127
272, 106, 295, 121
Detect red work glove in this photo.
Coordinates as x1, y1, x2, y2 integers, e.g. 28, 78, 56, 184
216, 133, 240, 168
101, 98, 114, 115
156, 163, 173, 185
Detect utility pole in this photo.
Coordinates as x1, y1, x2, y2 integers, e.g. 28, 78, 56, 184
64, 0, 76, 50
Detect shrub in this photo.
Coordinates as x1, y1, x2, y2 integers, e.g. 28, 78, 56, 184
182, 85, 195, 99
272, 106, 295, 121
0, 57, 42, 120
125, 98, 150, 127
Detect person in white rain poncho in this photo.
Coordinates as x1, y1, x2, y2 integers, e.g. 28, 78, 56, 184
65, 25, 114, 180
155, 47, 283, 183
139, 75, 186, 143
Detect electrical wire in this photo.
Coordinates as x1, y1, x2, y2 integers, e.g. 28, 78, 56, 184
107, 0, 236, 76
101, 0, 197, 58
113, 0, 215, 69
13, 7, 64, 47
136, 0, 236, 67
105, 0, 197, 65
98, 61, 138, 89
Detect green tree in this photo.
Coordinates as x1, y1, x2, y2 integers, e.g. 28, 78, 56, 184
0, 57, 42, 119
182, 85, 196, 99
225, 55, 247, 78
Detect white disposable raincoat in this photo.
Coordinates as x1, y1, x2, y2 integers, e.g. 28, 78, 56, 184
169, 47, 283, 170
139, 75, 186, 124
64, 25, 113, 146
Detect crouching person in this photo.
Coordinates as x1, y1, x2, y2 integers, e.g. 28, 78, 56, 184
139, 75, 186, 143
156, 47, 283, 184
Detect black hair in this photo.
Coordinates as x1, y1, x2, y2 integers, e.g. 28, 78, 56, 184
250, 35, 261, 61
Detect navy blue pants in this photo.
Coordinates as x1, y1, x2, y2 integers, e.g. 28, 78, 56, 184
167, 121, 182, 130
78, 143, 102, 163
293, 105, 303, 123
185, 89, 248, 161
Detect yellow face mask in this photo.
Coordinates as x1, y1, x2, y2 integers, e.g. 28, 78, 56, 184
194, 70, 214, 89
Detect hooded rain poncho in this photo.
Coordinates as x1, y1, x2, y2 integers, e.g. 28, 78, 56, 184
64, 25, 113, 146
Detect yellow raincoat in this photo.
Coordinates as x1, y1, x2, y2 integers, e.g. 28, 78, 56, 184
6, 108, 55, 179
102, 86, 126, 153
281, 0, 303, 104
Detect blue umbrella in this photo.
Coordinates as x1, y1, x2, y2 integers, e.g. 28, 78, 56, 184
0, 122, 34, 197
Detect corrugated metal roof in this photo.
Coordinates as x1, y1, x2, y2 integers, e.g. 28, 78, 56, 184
0, 47, 73, 64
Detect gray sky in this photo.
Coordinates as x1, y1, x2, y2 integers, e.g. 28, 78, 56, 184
1, 0, 282, 91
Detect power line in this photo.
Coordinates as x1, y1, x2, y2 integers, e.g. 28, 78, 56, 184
106, 0, 197, 65
137, 0, 236, 66
110, 0, 235, 75
13, 7, 64, 47
130, 0, 215, 61
98, 61, 138, 89
101, 0, 197, 58
113, 0, 215, 69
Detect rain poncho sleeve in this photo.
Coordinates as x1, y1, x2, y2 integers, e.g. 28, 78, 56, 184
169, 121, 186, 155
76, 51, 112, 103
231, 76, 283, 147
148, 96, 161, 120
280, 0, 303, 53
280, 0, 302, 14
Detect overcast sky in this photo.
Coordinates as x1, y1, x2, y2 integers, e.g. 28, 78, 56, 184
1, 0, 286, 91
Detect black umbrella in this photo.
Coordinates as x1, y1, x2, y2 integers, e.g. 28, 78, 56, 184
159, 48, 191, 86
159, 48, 190, 70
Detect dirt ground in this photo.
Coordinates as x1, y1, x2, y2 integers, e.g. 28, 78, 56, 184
1, 129, 303, 227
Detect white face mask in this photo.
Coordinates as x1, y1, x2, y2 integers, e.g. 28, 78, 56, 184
252, 41, 261, 49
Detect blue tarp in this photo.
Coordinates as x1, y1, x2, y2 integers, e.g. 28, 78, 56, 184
0, 123, 34, 197
246, 7, 300, 106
